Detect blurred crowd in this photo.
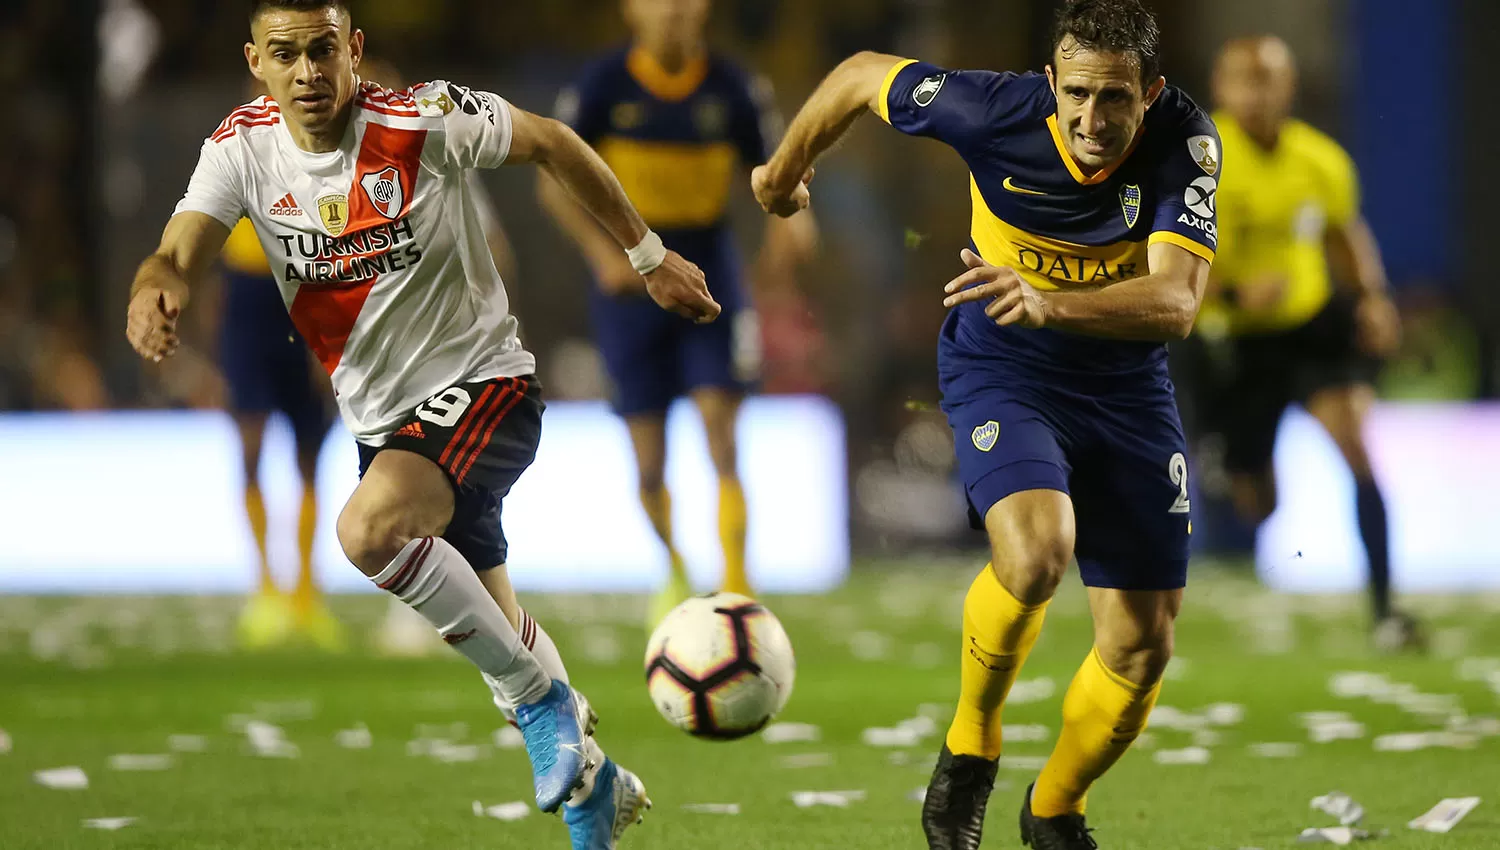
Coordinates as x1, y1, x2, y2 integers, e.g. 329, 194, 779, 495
0, 0, 1492, 552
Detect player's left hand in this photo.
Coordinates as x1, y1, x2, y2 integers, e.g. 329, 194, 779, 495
942, 249, 1048, 329
645, 250, 722, 323
751, 164, 814, 218
1354, 291, 1401, 357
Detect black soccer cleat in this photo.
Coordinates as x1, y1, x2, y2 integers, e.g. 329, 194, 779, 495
920, 744, 998, 850
1020, 783, 1099, 849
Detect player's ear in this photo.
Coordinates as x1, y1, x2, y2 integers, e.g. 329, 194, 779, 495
1144, 76, 1166, 108
1044, 65, 1056, 91
245, 43, 265, 82
349, 28, 365, 68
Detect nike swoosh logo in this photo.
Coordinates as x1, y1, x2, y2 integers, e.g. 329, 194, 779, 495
1003, 176, 1046, 196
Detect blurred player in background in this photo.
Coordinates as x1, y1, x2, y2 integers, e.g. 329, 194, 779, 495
756, 1, 1216, 846
1198, 36, 1418, 650
125, 1, 718, 844
540, 0, 816, 625
226, 58, 518, 655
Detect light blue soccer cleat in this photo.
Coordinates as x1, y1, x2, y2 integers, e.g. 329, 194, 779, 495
563, 758, 651, 850
514, 680, 598, 812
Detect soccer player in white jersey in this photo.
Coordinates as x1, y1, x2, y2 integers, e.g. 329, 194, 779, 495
124, 2, 718, 846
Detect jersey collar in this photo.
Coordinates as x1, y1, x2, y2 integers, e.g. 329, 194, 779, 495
626, 46, 709, 102
1046, 113, 1144, 185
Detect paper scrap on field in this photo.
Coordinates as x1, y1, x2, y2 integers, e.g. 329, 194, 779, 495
0, 728, 11, 754
167, 734, 208, 752
683, 803, 741, 815
493, 726, 525, 750
1249, 742, 1302, 758
792, 790, 866, 808
1408, 797, 1480, 834
1311, 791, 1365, 826
472, 800, 530, 822
1297, 826, 1379, 845
780, 753, 834, 769
82, 817, 136, 831
335, 723, 371, 749
34, 766, 88, 789
108, 753, 173, 771
1154, 746, 1211, 766
763, 722, 821, 744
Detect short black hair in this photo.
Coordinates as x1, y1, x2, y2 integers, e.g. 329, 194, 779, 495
1050, 0, 1161, 87
248, 0, 350, 26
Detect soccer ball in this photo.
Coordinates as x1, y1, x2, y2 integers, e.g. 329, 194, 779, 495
644, 592, 796, 740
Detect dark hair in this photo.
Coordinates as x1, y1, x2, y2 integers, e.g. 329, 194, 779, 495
249, 0, 350, 25
1050, 0, 1161, 87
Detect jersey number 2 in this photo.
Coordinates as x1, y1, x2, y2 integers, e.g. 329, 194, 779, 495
1168, 452, 1191, 514
416, 387, 473, 428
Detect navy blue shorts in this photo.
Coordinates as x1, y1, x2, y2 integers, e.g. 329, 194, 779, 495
590, 293, 752, 416
938, 317, 1191, 591
356, 376, 543, 570
220, 271, 331, 450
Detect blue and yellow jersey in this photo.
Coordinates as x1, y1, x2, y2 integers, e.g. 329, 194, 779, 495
220, 218, 297, 335
557, 47, 780, 310
879, 60, 1221, 378
1201, 112, 1359, 335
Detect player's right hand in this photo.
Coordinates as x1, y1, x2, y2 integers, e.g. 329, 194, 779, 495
645, 251, 721, 323
751, 164, 814, 218
125, 286, 183, 362
942, 249, 1048, 329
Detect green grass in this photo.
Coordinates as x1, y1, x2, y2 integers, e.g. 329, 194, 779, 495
2, 564, 1500, 849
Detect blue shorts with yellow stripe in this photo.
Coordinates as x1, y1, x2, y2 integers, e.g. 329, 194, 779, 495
938, 309, 1191, 591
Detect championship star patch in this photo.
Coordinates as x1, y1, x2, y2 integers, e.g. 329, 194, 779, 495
316, 193, 349, 236
971, 420, 999, 452
1120, 184, 1142, 228
1188, 135, 1219, 176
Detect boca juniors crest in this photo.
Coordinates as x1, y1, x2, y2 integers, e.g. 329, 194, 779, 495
360, 167, 405, 220
971, 420, 1000, 452
1120, 184, 1142, 229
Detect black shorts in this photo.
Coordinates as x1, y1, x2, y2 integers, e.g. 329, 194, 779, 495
1199, 294, 1378, 474
357, 375, 543, 569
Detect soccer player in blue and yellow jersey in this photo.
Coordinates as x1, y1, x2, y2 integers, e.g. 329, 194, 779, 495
755, 2, 1214, 847
540, 0, 816, 625
1196, 36, 1416, 649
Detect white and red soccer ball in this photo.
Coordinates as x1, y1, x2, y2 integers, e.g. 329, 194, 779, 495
644, 592, 796, 740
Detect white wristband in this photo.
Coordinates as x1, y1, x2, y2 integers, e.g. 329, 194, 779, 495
627, 230, 667, 275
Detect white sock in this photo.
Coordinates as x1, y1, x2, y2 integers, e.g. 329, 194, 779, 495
374, 537, 552, 707
486, 608, 569, 723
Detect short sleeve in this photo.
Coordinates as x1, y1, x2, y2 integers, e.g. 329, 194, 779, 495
1315, 139, 1360, 227
730, 71, 781, 165
415, 80, 513, 172
173, 137, 247, 230
1147, 112, 1222, 263
877, 59, 1015, 157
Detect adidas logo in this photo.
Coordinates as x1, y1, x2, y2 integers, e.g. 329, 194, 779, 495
269, 193, 303, 217
394, 422, 425, 439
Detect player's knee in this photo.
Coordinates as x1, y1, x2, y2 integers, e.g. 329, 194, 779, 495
1097, 621, 1175, 687
988, 532, 1072, 604
337, 502, 442, 576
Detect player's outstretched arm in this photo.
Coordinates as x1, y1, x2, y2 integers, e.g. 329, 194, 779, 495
751, 51, 905, 217
126, 212, 231, 362
942, 243, 1209, 342
1326, 216, 1400, 356
505, 104, 720, 322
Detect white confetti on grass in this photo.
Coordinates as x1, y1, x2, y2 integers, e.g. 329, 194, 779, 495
167, 734, 207, 753
0, 728, 10, 754
1249, 742, 1303, 759
1153, 746, 1211, 765
998, 755, 1050, 771
82, 817, 136, 831
1297, 826, 1380, 844
762, 722, 821, 744
682, 803, 740, 815
848, 631, 892, 661
779, 753, 834, 769
34, 766, 88, 789
472, 800, 530, 822
1308, 721, 1366, 744
1007, 678, 1056, 704
335, 723, 372, 749
1204, 703, 1245, 726
493, 726, 525, 750
1408, 797, 1481, 834
862, 726, 922, 748
1311, 791, 1365, 826
245, 721, 299, 759
791, 790, 866, 808
1373, 731, 1477, 752
107, 754, 172, 771
1005, 724, 1050, 742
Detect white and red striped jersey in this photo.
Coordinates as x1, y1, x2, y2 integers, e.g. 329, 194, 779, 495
175, 80, 534, 444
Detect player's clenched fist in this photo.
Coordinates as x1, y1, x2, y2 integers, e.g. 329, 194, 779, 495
751, 165, 814, 218
942, 248, 1048, 329
126, 286, 185, 362
645, 250, 721, 323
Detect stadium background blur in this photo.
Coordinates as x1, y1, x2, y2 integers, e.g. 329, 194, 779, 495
0, 0, 1495, 570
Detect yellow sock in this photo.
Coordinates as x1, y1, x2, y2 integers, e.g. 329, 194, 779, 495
245, 485, 275, 594
640, 486, 689, 585
944, 565, 1049, 759
1030, 647, 1161, 817
293, 490, 318, 608
718, 477, 749, 595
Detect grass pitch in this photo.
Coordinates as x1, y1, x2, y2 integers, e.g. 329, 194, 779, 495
2, 563, 1499, 849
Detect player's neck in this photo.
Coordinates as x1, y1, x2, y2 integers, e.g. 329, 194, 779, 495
633, 39, 705, 74
286, 104, 353, 154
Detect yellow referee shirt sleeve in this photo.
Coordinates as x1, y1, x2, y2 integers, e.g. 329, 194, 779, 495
1316, 137, 1361, 228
